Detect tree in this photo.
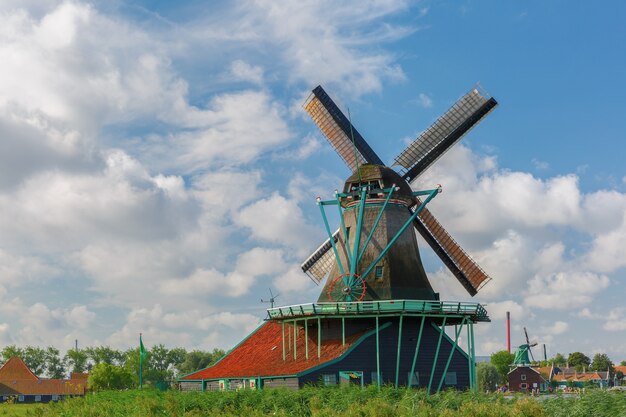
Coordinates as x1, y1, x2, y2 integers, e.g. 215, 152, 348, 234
167, 347, 187, 377
568, 352, 591, 371
553, 353, 566, 366
590, 353, 614, 375
64, 348, 88, 373
85, 346, 123, 366
45, 347, 66, 379
88, 363, 133, 391
620, 360, 626, 366
0, 345, 24, 364
22, 346, 47, 376
490, 350, 515, 381
477, 362, 501, 392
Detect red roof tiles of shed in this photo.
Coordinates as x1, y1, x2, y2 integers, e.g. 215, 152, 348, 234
0, 357, 86, 396
182, 321, 364, 380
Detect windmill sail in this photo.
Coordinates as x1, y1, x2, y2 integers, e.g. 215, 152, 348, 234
301, 229, 340, 284
394, 88, 497, 182
411, 203, 490, 296
304, 85, 383, 171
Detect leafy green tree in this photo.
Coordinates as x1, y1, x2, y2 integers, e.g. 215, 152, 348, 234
553, 353, 566, 366
22, 346, 47, 376
167, 347, 187, 377
590, 353, 614, 375
85, 346, 123, 365
45, 347, 66, 379
64, 348, 89, 373
0, 345, 24, 364
490, 350, 514, 381
88, 363, 133, 390
620, 360, 626, 366
477, 362, 501, 392
568, 352, 591, 371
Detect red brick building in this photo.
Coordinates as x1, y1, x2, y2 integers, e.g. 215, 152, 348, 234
507, 366, 547, 392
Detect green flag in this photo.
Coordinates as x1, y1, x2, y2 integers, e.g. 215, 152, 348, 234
140, 334, 147, 362
139, 334, 147, 389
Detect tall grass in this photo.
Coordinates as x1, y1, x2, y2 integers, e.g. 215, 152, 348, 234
18, 387, 626, 417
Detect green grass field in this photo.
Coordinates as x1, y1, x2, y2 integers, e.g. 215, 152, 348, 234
0, 387, 624, 417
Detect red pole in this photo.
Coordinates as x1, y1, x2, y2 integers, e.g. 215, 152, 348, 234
506, 311, 511, 353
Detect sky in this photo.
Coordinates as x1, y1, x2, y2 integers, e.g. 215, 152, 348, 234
0, 0, 625, 361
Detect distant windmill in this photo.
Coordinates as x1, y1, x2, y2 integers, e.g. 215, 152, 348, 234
513, 327, 538, 365
261, 289, 279, 309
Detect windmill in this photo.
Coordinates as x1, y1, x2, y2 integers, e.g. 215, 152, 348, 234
261, 288, 279, 309
301, 85, 497, 302
513, 327, 538, 366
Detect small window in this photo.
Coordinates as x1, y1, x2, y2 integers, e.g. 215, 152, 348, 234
322, 374, 337, 386
444, 372, 457, 385
407, 371, 419, 386
346, 227, 351, 242
520, 383, 528, 389
18, 396, 24, 402
375, 266, 383, 279
51, 395, 59, 401
521, 374, 527, 381
35, 395, 41, 402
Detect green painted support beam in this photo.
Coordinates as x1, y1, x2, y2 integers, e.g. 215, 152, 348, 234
470, 322, 478, 392
293, 320, 297, 360
428, 317, 447, 393
336, 192, 352, 262
466, 324, 472, 389
201, 379, 205, 392
357, 185, 396, 264
349, 187, 368, 284
395, 315, 404, 388
317, 317, 321, 359
437, 318, 466, 392
305, 318, 309, 360
317, 199, 346, 275
360, 187, 440, 280
409, 316, 426, 387
376, 316, 381, 389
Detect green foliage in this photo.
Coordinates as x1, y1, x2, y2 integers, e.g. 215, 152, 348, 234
476, 362, 501, 392
88, 363, 134, 391
620, 360, 626, 366
490, 350, 514, 380
177, 348, 224, 376
64, 348, 89, 373
590, 353, 614, 374
45, 347, 66, 379
8, 387, 626, 417
0, 345, 23, 364
568, 352, 591, 371
553, 353, 566, 366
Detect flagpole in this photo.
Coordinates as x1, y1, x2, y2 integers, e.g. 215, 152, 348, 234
139, 333, 143, 390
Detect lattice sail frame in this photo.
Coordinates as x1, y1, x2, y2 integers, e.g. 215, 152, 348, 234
412, 202, 491, 296
394, 88, 497, 182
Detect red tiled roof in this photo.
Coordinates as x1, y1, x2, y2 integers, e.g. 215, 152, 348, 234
615, 365, 626, 374
0, 379, 85, 395
182, 321, 364, 380
0, 357, 38, 381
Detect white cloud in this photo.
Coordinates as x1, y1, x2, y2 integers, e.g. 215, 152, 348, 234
524, 272, 610, 310
540, 321, 569, 335
229, 60, 264, 84
415, 93, 433, 108
603, 308, 626, 332
235, 192, 320, 256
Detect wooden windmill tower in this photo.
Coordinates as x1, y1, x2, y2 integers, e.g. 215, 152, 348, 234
179, 84, 497, 393
301, 85, 496, 302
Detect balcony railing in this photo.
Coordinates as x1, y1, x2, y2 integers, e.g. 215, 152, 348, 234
266, 300, 490, 322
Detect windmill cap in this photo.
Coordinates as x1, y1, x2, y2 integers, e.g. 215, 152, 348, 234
342, 164, 415, 205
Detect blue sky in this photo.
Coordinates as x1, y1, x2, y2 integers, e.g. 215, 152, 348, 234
0, 0, 625, 362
